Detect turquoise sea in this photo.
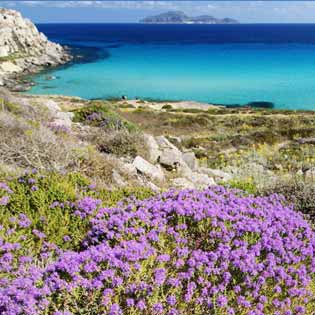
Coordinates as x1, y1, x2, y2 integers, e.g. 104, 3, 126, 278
27, 24, 315, 110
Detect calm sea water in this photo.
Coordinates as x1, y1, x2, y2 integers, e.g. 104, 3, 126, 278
26, 23, 315, 109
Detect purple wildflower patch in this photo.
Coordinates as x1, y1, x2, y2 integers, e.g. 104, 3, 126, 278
0, 186, 315, 314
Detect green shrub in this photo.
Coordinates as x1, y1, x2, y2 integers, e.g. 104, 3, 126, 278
227, 177, 258, 195
72, 101, 137, 131
182, 108, 205, 113
95, 130, 144, 158
1, 171, 91, 252
0, 170, 155, 256
161, 104, 173, 110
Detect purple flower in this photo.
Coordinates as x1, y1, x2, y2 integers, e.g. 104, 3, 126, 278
152, 303, 163, 313
167, 295, 177, 306
0, 195, 10, 206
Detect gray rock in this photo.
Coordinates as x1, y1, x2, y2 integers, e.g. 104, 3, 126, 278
155, 136, 185, 170
44, 99, 61, 114
156, 136, 181, 152
54, 111, 74, 128
143, 134, 161, 164
198, 167, 232, 182
112, 170, 126, 187
120, 163, 138, 178
178, 162, 194, 178
189, 172, 216, 189
159, 148, 183, 170
172, 177, 195, 189
182, 151, 198, 170
133, 156, 165, 182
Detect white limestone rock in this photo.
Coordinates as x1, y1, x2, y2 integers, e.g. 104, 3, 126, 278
0, 8, 71, 83
143, 134, 161, 164
133, 156, 165, 182
182, 151, 198, 170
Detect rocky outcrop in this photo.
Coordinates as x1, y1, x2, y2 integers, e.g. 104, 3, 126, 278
141, 134, 218, 189
0, 8, 71, 90
133, 156, 165, 182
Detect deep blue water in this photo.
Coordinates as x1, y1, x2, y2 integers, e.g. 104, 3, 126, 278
26, 23, 315, 109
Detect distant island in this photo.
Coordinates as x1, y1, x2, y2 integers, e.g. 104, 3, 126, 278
140, 11, 239, 24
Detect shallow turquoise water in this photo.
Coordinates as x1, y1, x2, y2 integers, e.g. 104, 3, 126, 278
27, 24, 315, 110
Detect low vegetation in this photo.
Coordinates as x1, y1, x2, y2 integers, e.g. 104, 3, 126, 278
2, 94, 315, 314
2, 175, 315, 315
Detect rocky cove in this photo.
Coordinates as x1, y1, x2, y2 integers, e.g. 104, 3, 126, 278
0, 8, 71, 91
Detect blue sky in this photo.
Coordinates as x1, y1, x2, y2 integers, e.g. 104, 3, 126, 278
1, 1, 315, 23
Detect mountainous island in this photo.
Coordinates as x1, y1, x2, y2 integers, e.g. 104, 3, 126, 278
140, 11, 239, 24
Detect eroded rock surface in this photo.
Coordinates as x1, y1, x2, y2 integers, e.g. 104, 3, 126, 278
0, 8, 71, 89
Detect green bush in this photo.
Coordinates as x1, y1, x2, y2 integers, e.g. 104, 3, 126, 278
72, 101, 137, 132
227, 177, 258, 195
0, 170, 155, 255
161, 104, 173, 110
95, 130, 144, 158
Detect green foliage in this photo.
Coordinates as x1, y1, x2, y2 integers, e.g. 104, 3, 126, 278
227, 177, 258, 195
2, 171, 91, 252
1, 170, 154, 255
161, 104, 173, 110
72, 101, 137, 132
95, 130, 144, 158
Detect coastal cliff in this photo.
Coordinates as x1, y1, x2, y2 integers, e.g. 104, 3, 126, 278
0, 8, 71, 90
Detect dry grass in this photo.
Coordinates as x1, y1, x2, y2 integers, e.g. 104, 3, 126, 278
0, 110, 81, 172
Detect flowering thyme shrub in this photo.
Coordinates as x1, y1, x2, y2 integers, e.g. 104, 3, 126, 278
1, 185, 315, 315
72, 101, 136, 131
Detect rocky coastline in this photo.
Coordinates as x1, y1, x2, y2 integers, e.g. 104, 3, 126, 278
0, 8, 71, 92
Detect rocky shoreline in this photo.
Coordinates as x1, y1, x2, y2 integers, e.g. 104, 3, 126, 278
0, 8, 72, 92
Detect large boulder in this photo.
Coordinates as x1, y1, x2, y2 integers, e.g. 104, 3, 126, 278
189, 172, 216, 189
133, 156, 165, 182
143, 134, 161, 164
182, 151, 198, 170
159, 148, 183, 170
156, 136, 185, 170
156, 136, 181, 152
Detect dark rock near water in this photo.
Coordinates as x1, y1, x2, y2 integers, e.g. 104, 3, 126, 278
247, 101, 274, 109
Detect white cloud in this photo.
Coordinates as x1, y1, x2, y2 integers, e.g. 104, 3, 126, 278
2, 1, 217, 12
